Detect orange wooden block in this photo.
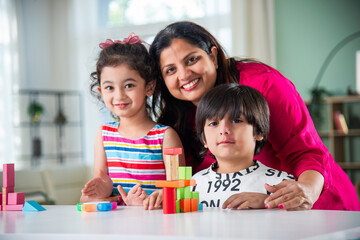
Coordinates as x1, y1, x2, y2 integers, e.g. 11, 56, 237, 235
191, 198, 198, 212
81, 203, 97, 212
184, 179, 196, 186
155, 180, 185, 188
180, 199, 191, 213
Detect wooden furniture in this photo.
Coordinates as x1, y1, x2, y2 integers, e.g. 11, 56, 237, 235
310, 95, 360, 183
1, 206, 360, 239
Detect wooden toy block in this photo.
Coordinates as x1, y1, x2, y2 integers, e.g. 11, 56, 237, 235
3, 163, 15, 188
8, 192, 25, 205
179, 167, 186, 180
155, 180, 185, 188
111, 202, 117, 210
192, 191, 199, 201
22, 200, 46, 211
77, 203, 83, 211
191, 198, 198, 212
198, 203, 203, 211
176, 187, 184, 200
185, 167, 192, 180
164, 154, 179, 181
184, 186, 192, 199
183, 199, 191, 212
81, 203, 97, 212
163, 148, 182, 155
4, 204, 23, 211
163, 187, 176, 214
97, 202, 112, 211
184, 179, 196, 187
176, 200, 180, 213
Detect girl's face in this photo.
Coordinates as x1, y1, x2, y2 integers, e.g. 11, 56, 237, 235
203, 113, 263, 166
159, 39, 218, 106
98, 65, 154, 120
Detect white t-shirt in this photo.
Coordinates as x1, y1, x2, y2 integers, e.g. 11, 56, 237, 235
192, 160, 295, 208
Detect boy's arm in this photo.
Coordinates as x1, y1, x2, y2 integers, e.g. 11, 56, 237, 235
222, 192, 268, 209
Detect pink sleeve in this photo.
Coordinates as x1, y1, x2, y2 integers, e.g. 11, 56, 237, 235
238, 63, 330, 188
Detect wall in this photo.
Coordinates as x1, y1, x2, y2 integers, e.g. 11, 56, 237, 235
274, 0, 360, 100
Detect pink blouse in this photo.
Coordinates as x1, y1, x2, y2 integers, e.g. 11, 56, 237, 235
195, 62, 360, 210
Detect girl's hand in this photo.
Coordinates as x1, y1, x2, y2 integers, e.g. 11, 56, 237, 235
118, 184, 147, 206
143, 189, 163, 210
264, 181, 314, 210
222, 192, 268, 210
81, 171, 113, 199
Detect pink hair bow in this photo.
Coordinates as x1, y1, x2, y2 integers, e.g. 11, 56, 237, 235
99, 33, 149, 49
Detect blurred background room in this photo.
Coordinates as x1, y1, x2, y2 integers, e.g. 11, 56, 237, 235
1, 0, 360, 205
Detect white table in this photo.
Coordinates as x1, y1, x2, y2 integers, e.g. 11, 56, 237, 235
1, 205, 360, 240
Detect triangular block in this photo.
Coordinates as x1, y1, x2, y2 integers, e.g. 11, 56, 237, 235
22, 200, 46, 211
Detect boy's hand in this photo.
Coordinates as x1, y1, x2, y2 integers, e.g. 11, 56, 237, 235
143, 189, 163, 210
81, 171, 113, 199
118, 183, 147, 206
222, 192, 268, 210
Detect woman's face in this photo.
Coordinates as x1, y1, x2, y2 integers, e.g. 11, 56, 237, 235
159, 39, 218, 106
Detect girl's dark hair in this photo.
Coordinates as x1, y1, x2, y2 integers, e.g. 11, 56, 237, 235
149, 21, 248, 168
90, 42, 154, 113
196, 83, 270, 157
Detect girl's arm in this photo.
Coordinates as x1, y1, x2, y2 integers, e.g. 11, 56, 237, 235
162, 127, 186, 166
80, 127, 113, 202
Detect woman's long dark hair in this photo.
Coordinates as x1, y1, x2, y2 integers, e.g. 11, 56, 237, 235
149, 21, 241, 168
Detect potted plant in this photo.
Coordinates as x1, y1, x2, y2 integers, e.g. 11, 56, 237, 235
28, 101, 44, 124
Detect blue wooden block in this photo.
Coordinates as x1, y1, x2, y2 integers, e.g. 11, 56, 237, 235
22, 200, 46, 211
97, 202, 112, 211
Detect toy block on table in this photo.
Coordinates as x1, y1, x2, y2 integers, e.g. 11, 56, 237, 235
157, 148, 202, 214
163, 148, 182, 181
22, 200, 46, 211
1, 163, 25, 211
77, 201, 117, 212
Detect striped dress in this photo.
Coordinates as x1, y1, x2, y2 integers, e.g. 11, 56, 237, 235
102, 122, 167, 196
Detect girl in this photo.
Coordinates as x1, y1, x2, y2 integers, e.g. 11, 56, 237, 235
193, 83, 295, 209
149, 21, 360, 210
80, 33, 185, 208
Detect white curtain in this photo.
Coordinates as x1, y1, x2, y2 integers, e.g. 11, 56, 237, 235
231, 0, 276, 67
0, 0, 19, 166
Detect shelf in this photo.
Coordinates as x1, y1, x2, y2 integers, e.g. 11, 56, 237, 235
14, 122, 81, 128
318, 129, 360, 137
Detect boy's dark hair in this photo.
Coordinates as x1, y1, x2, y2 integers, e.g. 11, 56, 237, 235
196, 83, 270, 157
90, 42, 154, 112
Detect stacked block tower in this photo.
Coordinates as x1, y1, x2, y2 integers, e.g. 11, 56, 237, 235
155, 148, 202, 214
1, 163, 25, 211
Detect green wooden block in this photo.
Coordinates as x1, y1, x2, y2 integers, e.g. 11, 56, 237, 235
192, 191, 199, 201
77, 203, 84, 211
179, 167, 186, 180
185, 167, 192, 180
177, 187, 184, 200
184, 186, 191, 199
176, 200, 180, 213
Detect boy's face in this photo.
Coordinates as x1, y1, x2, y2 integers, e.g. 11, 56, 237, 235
203, 113, 262, 165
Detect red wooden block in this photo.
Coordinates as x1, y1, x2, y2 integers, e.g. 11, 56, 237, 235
8, 192, 25, 205
191, 198, 198, 212
163, 148, 182, 155
3, 164, 15, 188
163, 187, 176, 214
4, 204, 23, 211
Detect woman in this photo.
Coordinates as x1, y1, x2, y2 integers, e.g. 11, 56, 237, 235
149, 21, 360, 211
